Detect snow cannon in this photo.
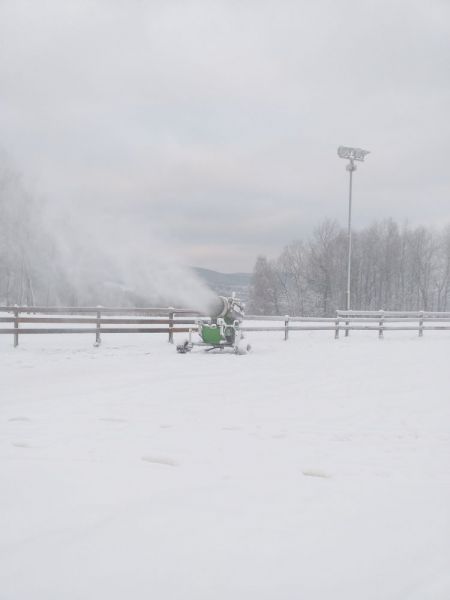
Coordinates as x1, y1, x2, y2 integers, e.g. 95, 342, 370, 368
176, 295, 251, 354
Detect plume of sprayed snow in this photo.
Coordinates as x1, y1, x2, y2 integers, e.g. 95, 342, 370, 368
1, 153, 216, 310
45, 204, 216, 310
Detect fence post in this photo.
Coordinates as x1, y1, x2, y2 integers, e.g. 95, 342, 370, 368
168, 307, 174, 344
94, 306, 102, 346
378, 309, 384, 339
345, 311, 350, 337
284, 315, 289, 341
335, 312, 340, 339
419, 310, 424, 337
14, 305, 19, 347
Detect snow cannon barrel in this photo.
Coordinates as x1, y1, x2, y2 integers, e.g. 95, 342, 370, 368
206, 296, 245, 324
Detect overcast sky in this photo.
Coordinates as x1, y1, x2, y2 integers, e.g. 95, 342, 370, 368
1, 0, 449, 272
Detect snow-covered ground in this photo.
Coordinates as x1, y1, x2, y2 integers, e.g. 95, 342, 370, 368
1, 329, 450, 599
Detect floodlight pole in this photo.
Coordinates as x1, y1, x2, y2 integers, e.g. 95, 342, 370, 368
337, 146, 369, 335
346, 159, 356, 314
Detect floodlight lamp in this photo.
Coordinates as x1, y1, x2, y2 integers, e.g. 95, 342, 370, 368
337, 146, 370, 161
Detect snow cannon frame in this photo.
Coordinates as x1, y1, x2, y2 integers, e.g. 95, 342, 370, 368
176, 296, 251, 355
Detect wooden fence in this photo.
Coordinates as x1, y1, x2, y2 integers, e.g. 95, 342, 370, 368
0, 306, 205, 347
243, 310, 450, 340
1, 306, 450, 347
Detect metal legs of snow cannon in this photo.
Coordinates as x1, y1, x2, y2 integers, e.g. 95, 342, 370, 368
176, 337, 251, 354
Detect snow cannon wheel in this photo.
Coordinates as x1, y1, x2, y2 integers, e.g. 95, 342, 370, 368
234, 343, 251, 355
176, 341, 191, 354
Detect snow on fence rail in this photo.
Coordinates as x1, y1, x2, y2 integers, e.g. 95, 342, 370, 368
1, 306, 450, 347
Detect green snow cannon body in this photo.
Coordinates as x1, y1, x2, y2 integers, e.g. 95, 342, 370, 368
176, 296, 251, 354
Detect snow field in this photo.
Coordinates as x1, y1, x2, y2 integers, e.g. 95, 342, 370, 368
1, 330, 450, 599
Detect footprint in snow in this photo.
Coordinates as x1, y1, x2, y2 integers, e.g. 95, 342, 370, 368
141, 456, 179, 467
98, 417, 128, 423
12, 442, 32, 448
9, 417, 32, 422
302, 469, 331, 479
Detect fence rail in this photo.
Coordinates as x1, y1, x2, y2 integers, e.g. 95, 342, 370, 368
1, 306, 449, 347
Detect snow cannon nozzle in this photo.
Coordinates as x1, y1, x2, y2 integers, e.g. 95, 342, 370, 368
206, 295, 245, 324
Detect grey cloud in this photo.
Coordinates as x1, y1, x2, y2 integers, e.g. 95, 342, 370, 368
1, 0, 449, 271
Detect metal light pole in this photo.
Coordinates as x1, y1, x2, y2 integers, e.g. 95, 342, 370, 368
337, 146, 370, 330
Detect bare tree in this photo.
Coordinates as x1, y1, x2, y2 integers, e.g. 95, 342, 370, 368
248, 255, 282, 314
277, 240, 309, 314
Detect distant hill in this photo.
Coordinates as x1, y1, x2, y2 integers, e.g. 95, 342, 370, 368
193, 267, 252, 302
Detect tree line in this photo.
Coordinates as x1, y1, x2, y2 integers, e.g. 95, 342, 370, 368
248, 219, 450, 316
